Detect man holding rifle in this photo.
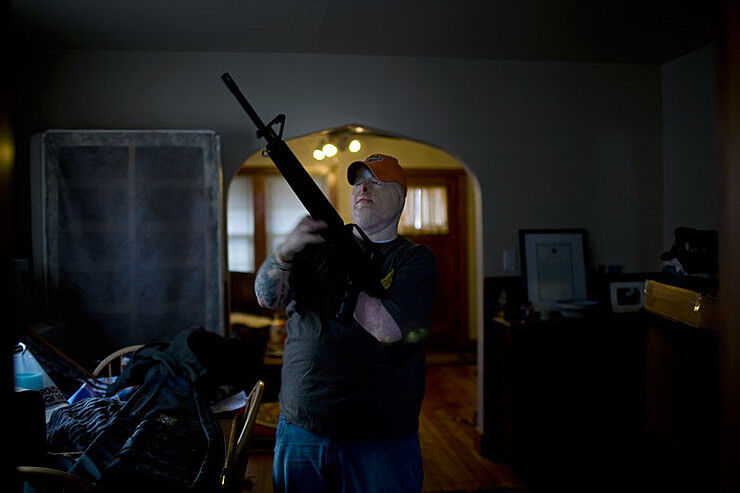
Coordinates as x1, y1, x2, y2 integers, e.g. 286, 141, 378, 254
255, 154, 436, 492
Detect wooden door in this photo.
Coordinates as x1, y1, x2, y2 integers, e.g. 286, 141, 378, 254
402, 169, 468, 350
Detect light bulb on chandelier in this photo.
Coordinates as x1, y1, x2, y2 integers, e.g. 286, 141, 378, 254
322, 143, 338, 157
312, 131, 363, 161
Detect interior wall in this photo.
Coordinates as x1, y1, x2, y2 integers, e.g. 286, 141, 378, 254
661, 44, 719, 249
16, 49, 664, 277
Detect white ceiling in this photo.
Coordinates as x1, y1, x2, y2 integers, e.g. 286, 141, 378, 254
11, 0, 717, 63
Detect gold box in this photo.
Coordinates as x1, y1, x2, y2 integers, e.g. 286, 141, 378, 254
644, 279, 719, 329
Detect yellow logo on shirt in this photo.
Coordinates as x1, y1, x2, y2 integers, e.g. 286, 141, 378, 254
381, 268, 394, 290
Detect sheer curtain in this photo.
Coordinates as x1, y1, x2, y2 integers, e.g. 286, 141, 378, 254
265, 175, 329, 256
227, 175, 254, 272
225, 172, 331, 273
399, 185, 449, 235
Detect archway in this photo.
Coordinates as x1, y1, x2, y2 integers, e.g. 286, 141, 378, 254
225, 124, 483, 355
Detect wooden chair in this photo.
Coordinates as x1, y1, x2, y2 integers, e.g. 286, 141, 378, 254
92, 345, 144, 379
17, 466, 103, 492
220, 380, 265, 492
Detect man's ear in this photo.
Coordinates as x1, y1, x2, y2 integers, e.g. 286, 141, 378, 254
396, 183, 407, 207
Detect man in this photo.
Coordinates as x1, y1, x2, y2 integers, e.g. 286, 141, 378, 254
254, 154, 436, 492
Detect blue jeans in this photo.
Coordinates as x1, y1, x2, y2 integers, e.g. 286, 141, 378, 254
273, 414, 423, 493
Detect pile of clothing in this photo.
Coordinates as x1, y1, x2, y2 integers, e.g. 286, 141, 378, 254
45, 327, 257, 491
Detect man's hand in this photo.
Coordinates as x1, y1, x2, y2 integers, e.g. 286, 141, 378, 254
255, 216, 325, 310
278, 216, 327, 261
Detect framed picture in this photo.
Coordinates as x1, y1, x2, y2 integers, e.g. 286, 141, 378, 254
520, 229, 588, 309
609, 281, 645, 313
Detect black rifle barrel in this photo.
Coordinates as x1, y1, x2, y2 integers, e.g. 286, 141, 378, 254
221, 72, 387, 319
221, 73, 273, 139
221, 73, 344, 233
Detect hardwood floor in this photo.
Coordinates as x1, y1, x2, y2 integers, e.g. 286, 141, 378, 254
420, 364, 525, 492
243, 363, 526, 492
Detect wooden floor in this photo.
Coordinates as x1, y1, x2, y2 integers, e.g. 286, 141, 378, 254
420, 364, 526, 492
242, 363, 527, 492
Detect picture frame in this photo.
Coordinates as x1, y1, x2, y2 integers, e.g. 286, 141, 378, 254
519, 229, 588, 309
609, 281, 645, 313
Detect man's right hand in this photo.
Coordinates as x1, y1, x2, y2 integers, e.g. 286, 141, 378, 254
278, 216, 327, 262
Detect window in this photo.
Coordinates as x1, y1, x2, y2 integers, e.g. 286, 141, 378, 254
227, 170, 330, 272
227, 175, 254, 272
399, 185, 449, 235
265, 176, 311, 258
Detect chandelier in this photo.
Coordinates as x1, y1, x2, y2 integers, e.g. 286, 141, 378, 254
312, 128, 364, 161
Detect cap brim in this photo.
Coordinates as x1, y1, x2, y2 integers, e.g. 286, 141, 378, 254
347, 161, 367, 185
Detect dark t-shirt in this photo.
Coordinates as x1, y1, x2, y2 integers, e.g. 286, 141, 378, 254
278, 235, 437, 439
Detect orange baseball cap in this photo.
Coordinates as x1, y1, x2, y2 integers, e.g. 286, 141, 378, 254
347, 154, 407, 191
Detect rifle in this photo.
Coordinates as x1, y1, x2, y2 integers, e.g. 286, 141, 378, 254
221, 73, 385, 320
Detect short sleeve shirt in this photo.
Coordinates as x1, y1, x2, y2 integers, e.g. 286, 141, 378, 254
278, 235, 437, 439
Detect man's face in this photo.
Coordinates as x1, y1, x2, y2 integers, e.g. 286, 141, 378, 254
350, 167, 405, 234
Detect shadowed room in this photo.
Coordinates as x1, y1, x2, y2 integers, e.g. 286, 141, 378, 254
3, 1, 740, 492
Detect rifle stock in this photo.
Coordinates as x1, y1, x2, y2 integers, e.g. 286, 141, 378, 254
221, 73, 384, 319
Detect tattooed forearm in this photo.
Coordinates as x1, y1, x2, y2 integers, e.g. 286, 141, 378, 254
255, 255, 293, 309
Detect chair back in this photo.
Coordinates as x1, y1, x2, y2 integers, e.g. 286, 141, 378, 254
17, 466, 103, 492
220, 380, 265, 491
92, 345, 144, 378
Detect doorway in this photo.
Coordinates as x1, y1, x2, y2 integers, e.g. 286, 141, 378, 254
401, 169, 469, 350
